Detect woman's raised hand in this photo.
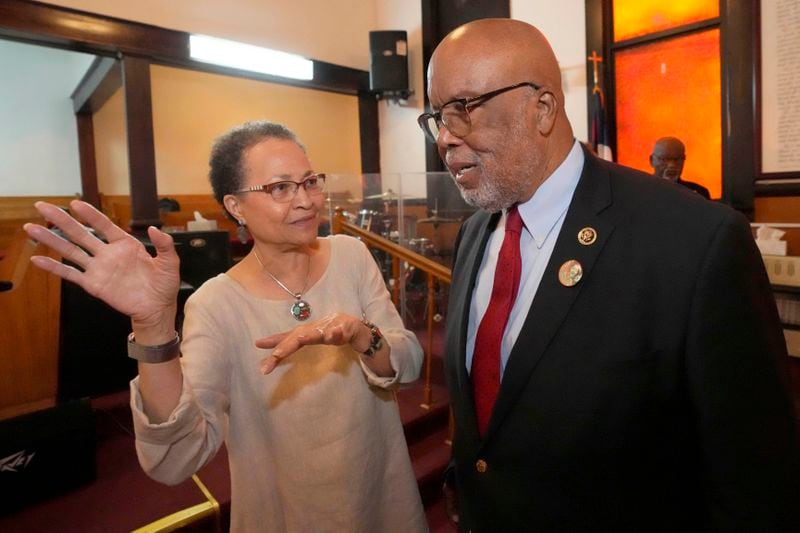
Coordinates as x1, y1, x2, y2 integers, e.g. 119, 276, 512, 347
23, 200, 181, 327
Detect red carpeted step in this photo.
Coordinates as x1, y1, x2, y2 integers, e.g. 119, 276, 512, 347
397, 382, 450, 446
407, 425, 451, 507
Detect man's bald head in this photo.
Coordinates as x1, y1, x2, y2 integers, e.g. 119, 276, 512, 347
424, 19, 575, 210
430, 19, 564, 103
650, 137, 686, 181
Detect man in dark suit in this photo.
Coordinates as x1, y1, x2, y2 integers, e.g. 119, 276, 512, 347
417, 18, 799, 531
650, 136, 711, 199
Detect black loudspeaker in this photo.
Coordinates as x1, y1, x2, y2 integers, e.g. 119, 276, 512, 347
170, 230, 232, 290
369, 30, 409, 93
59, 279, 136, 400
0, 399, 95, 514
58, 234, 198, 401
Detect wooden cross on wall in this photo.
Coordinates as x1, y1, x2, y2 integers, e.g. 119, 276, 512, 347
588, 50, 603, 90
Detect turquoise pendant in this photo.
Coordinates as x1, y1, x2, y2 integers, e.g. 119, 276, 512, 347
291, 299, 312, 321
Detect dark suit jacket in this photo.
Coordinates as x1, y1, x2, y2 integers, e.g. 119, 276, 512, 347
445, 149, 800, 531
677, 178, 711, 200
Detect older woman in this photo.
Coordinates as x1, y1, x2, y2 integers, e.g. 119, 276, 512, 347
24, 121, 427, 532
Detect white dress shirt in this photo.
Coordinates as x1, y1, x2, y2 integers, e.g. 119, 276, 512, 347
466, 140, 585, 378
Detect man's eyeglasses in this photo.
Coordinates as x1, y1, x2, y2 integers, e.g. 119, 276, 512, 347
417, 82, 541, 143
235, 173, 327, 203
652, 155, 685, 164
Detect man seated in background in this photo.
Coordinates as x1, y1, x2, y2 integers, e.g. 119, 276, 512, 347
650, 136, 711, 199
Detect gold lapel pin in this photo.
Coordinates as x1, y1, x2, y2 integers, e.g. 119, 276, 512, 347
577, 227, 597, 246
558, 259, 583, 287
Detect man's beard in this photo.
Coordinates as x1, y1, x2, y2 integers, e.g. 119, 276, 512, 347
454, 136, 538, 212
449, 119, 537, 212
455, 169, 521, 212
662, 169, 680, 181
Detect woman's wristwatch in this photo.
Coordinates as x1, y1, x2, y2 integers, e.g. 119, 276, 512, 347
360, 320, 383, 357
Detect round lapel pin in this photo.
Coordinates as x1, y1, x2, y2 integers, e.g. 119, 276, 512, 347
577, 227, 597, 246
558, 259, 583, 287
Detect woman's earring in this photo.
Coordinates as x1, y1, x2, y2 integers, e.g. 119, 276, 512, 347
236, 220, 250, 244
238, 218, 246, 226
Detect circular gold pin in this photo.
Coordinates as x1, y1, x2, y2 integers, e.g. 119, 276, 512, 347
577, 227, 597, 246
558, 259, 583, 287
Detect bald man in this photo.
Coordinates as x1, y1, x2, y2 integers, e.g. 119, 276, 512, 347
418, 19, 799, 531
650, 136, 711, 199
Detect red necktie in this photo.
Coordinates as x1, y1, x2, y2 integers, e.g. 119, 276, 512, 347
472, 206, 523, 437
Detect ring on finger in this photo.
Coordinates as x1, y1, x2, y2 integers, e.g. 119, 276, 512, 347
315, 327, 325, 335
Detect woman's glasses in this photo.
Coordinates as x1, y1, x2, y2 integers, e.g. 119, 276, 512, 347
235, 173, 327, 203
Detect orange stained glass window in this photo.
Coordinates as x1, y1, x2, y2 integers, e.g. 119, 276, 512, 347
613, 0, 719, 42
614, 29, 721, 199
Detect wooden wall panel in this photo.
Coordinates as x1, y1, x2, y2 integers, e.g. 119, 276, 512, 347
0, 231, 61, 420
754, 196, 800, 256
101, 194, 238, 237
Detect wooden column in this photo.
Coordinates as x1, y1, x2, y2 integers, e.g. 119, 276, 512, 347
75, 113, 99, 208
121, 55, 160, 234
358, 92, 381, 197
71, 56, 121, 210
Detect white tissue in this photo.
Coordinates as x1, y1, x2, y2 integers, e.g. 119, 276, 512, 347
755, 225, 787, 256
186, 211, 218, 231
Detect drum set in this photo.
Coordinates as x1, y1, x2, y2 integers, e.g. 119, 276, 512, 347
342, 195, 461, 326
352, 196, 460, 257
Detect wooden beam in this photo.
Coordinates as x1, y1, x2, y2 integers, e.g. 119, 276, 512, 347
720, 0, 758, 213
0, 0, 380, 221
0, 0, 185, 59
0, 0, 368, 96
71, 57, 121, 114
75, 113, 100, 208
121, 55, 160, 233
358, 92, 380, 180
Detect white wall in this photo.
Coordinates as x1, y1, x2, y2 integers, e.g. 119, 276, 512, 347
375, 1, 590, 186
0, 40, 94, 196
511, 0, 589, 143
41, 0, 376, 71
36, 0, 588, 182
375, 1, 427, 195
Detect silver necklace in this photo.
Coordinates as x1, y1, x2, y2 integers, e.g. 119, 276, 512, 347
254, 248, 312, 321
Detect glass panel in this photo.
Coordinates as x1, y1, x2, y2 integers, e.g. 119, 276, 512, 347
613, 0, 719, 42
325, 172, 472, 325
325, 172, 470, 266
614, 29, 721, 199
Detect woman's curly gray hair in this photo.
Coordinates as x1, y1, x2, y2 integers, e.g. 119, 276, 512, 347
208, 120, 306, 208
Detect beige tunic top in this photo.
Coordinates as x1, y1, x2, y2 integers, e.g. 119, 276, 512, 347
130, 235, 427, 532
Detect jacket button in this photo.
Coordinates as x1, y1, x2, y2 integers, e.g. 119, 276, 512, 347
475, 459, 488, 473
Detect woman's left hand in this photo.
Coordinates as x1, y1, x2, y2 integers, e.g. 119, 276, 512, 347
255, 313, 370, 374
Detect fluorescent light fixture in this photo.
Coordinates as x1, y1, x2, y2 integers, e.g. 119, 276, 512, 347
189, 34, 313, 80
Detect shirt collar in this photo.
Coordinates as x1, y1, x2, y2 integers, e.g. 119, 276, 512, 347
510, 139, 584, 248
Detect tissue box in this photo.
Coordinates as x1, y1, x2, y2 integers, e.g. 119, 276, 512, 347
755, 225, 787, 256
187, 219, 218, 231
762, 255, 800, 286
756, 239, 787, 256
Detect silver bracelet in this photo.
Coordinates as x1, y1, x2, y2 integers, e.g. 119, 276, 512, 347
127, 332, 181, 363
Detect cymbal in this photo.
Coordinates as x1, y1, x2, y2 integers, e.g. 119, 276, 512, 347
325, 197, 358, 204
364, 189, 413, 200
418, 214, 460, 224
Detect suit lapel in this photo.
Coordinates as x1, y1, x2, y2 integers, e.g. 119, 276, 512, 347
481, 151, 616, 444
447, 210, 500, 443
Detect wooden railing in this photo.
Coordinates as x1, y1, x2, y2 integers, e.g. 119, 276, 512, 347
332, 208, 451, 409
